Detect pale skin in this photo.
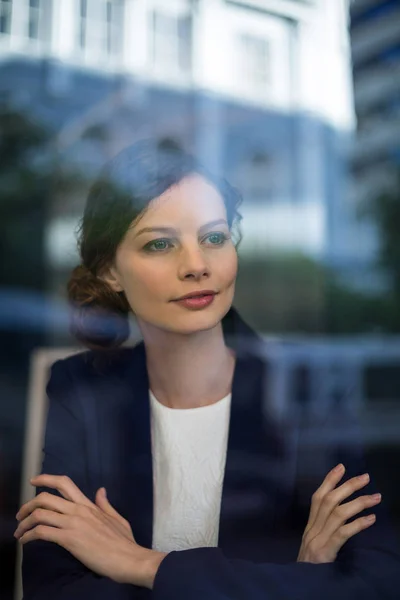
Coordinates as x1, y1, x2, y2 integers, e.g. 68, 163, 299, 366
297, 464, 381, 563
102, 174, 238, 409
14, 174, 382, 587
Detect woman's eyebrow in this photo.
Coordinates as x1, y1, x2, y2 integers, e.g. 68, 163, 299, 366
133, 219, 228, 238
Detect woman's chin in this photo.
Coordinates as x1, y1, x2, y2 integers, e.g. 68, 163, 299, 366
166, 305, 228, 335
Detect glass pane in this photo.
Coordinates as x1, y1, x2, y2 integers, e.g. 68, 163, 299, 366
79, 0, 87, 49
178, 14, 192, 72
241, 35, 270, 89
107, 1, 112, 23
106, 0, 123, 56
0, 0, 12, 35
80, 0, 87, 18
28, 11, 40, 39
80, 20, 86, 48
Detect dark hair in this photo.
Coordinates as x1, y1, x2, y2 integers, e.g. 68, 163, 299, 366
67, 139, 243, 351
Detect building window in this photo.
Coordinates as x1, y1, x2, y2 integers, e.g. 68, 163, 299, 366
28, 0, 52, 43
0, 0, 12, 35
105, 0, 123, 56
79, 0, 87, 49
249, 152, 274, 202
351, 0, 399, 28
151, 10, 192, 74
238, 151, 274, 204
78, 0, 123, 58
239, 34, 271, 92
28, 0, 44, 40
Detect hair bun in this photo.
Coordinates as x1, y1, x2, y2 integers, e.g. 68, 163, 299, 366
67, 264, 131, 350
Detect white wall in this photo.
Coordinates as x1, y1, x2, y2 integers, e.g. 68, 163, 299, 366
195, 0, 293, 112
296, 0, 356, 130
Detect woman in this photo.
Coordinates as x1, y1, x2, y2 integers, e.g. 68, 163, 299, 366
15, 141, 399, 599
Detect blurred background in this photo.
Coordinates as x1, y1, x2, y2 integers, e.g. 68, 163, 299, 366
1, 0, 400, 598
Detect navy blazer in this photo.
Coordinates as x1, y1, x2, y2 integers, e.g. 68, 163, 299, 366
22, 307, 400, 599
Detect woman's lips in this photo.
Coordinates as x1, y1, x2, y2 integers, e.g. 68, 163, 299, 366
174, 293, 216, 310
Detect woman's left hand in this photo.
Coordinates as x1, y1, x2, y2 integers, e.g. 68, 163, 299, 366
14, 474, 166, 588
297, 464, 381, 564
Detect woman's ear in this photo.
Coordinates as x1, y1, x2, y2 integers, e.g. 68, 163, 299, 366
98, 266, 124, 293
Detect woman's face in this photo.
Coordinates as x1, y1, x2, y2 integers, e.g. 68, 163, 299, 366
104, 173, 238, 335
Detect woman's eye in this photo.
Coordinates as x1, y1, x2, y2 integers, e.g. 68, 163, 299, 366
143, 232, 228, 252
144, 239, 173, 252
204, 232, 229, 246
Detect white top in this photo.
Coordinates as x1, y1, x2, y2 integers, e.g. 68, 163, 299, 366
149, 389, 232, 552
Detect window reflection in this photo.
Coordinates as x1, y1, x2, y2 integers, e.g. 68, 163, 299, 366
0, 0, 12, 35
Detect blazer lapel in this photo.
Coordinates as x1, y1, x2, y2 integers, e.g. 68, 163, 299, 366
95, 342, 154, 549
219, 309, 299, 555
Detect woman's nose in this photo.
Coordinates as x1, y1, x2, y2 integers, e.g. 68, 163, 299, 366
177, 246, 211, 281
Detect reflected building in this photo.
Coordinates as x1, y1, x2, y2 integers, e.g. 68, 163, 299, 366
347, 0, 400, 291
0, 0, 354, 284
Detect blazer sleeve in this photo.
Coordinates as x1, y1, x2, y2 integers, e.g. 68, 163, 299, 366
21, 359, 146, 600
152, 411, 400, 600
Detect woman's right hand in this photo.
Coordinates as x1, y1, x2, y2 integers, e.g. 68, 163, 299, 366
297, 463, 382, 564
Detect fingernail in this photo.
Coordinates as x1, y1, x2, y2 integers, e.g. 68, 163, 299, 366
102, 487, 107, 498
372, 493, 381, 501
366, 514, 376, 522
359, 473, 370, 482
334, 463, 344, 472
